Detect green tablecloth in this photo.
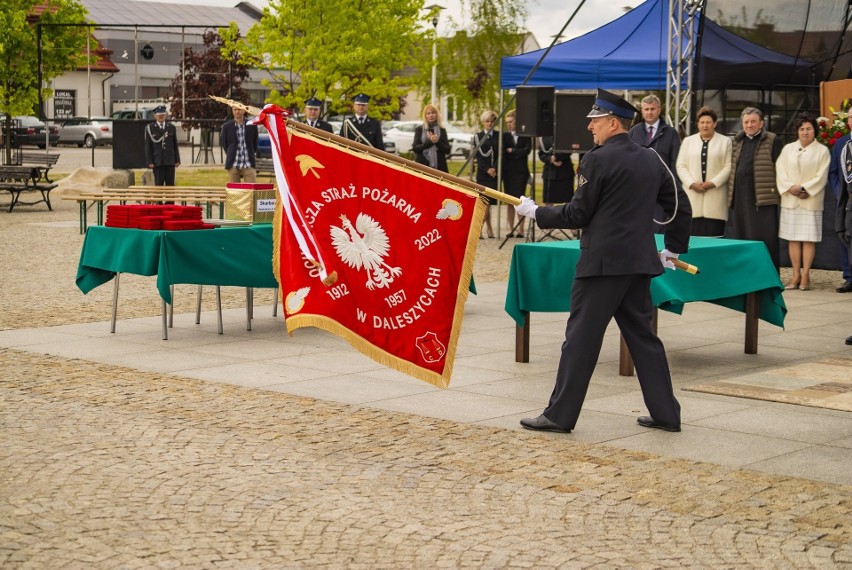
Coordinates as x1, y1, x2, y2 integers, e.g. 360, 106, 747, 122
505, 236, 786, 328
76, 225, 279, 304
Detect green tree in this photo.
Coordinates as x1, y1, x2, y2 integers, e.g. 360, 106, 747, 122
169, 26, 253, 130
0, 0, 89, 157
233, 0, 427, 119
435, 0, 527, 125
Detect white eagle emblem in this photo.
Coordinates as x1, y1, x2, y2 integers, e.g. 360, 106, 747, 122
330, 213, 402, 290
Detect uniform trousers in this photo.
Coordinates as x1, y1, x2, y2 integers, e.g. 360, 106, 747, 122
152, 165, 176, 186
543, 273, 681, 430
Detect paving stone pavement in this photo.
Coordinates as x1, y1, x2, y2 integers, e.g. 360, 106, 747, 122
2, 162, 851, 567
2, 349, 851, 568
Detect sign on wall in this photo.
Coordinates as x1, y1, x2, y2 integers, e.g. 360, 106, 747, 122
54, 89, 76, 119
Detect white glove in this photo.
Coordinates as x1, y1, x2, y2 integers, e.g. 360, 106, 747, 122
659, 249, 679, 270
515, 196, 539, 219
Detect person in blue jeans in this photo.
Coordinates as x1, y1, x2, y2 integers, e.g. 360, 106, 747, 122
828, 104, 852, 293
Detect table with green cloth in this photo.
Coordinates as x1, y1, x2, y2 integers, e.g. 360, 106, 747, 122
76, 224, 476, 339
77, 224, 279, 303
505, 236, 787, 373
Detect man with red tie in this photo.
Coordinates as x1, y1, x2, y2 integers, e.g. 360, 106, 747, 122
628, 94, 680, 173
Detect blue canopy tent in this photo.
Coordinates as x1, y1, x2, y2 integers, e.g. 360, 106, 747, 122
500, 0, 816, 91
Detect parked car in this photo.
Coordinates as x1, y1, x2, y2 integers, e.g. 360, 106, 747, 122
109, 108, 158, 121
58, 117, 113, 147
384, 120, 471, 157
257, 125, 271, 158
383, 120, 419, 154
0, 115, 59, 148
445, 124, 472, 158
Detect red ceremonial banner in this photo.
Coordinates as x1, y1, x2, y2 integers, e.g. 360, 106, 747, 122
256, 105, 486, 388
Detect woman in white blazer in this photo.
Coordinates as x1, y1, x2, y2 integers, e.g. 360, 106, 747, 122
776, 114, 830, 291
676, 106, 732, 236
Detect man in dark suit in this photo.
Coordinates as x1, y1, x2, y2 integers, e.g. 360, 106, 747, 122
144, 105, 180, 186
340, 93, 383, 149
829, 103, 852, 293
220, 103, 258, 183
835, 132, 852, 345
629, 95, 681, 234
302, 97, 333, 133
514, 89, 692, 434
628, 94, 681, 171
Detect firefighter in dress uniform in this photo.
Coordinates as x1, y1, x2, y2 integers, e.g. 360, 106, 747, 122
303, 97, 334, 133
340, 93, 383, 149
144, 105, 181, 186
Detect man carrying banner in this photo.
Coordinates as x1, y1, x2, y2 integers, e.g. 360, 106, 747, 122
514, 89, 692, 434
340, 93, 384, 149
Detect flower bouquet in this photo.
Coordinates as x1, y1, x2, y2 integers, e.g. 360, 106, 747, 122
817, 98, 850, 150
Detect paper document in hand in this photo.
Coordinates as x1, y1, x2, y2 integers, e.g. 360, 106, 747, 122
256, 104, 486, 388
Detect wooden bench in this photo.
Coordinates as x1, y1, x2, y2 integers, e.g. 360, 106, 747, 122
255, 158, 275, 179
0, 164, 57, 212
19, 152, 60, 183
62, 185, 228, 233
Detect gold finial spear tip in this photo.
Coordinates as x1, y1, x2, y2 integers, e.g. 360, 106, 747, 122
208, 95, 263, 116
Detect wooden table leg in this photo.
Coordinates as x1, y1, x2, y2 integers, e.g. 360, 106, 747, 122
619, 307, 658, 376
744, 291, 758, 354
619, 335, 634, 376
515, 312, 530, 363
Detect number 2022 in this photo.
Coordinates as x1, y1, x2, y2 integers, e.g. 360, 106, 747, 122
415, 229, 442, 250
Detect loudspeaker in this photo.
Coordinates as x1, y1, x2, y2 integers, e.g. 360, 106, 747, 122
515, 86, 554, 137
112, 120, 149, 169
553, 93, 596, 153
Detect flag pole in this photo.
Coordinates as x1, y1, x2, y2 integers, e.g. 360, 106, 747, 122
287, 120, 521, 206
208, 95, 520, 206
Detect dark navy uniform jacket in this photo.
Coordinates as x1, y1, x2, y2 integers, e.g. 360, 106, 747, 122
340, 116, 383, 149
535, 132, 691, 278
304, 119, 334, 134
144, 121, 181, 166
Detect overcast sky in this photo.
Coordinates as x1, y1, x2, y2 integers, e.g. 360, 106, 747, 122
143, 0, 630, 48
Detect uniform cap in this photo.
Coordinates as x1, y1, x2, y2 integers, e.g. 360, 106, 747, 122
586, 89, 636, 120
353, 93, 370, 104
305, 97, 322, 108
153, 105, 167, 114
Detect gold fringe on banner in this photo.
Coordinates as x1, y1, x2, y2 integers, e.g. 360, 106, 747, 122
213, 94, 490, 387
282, 196, 486, 388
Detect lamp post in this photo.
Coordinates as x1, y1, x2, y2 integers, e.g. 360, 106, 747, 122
424, 4, 445, 105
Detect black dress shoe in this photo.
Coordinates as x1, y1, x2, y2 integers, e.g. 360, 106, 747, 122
846, 336, 852, 346
837, 281, 852, 293
520, 414, 571, 433
636, 416, 681, 432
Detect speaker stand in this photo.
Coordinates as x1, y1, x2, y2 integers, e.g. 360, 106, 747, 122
498, 217, 525, 249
